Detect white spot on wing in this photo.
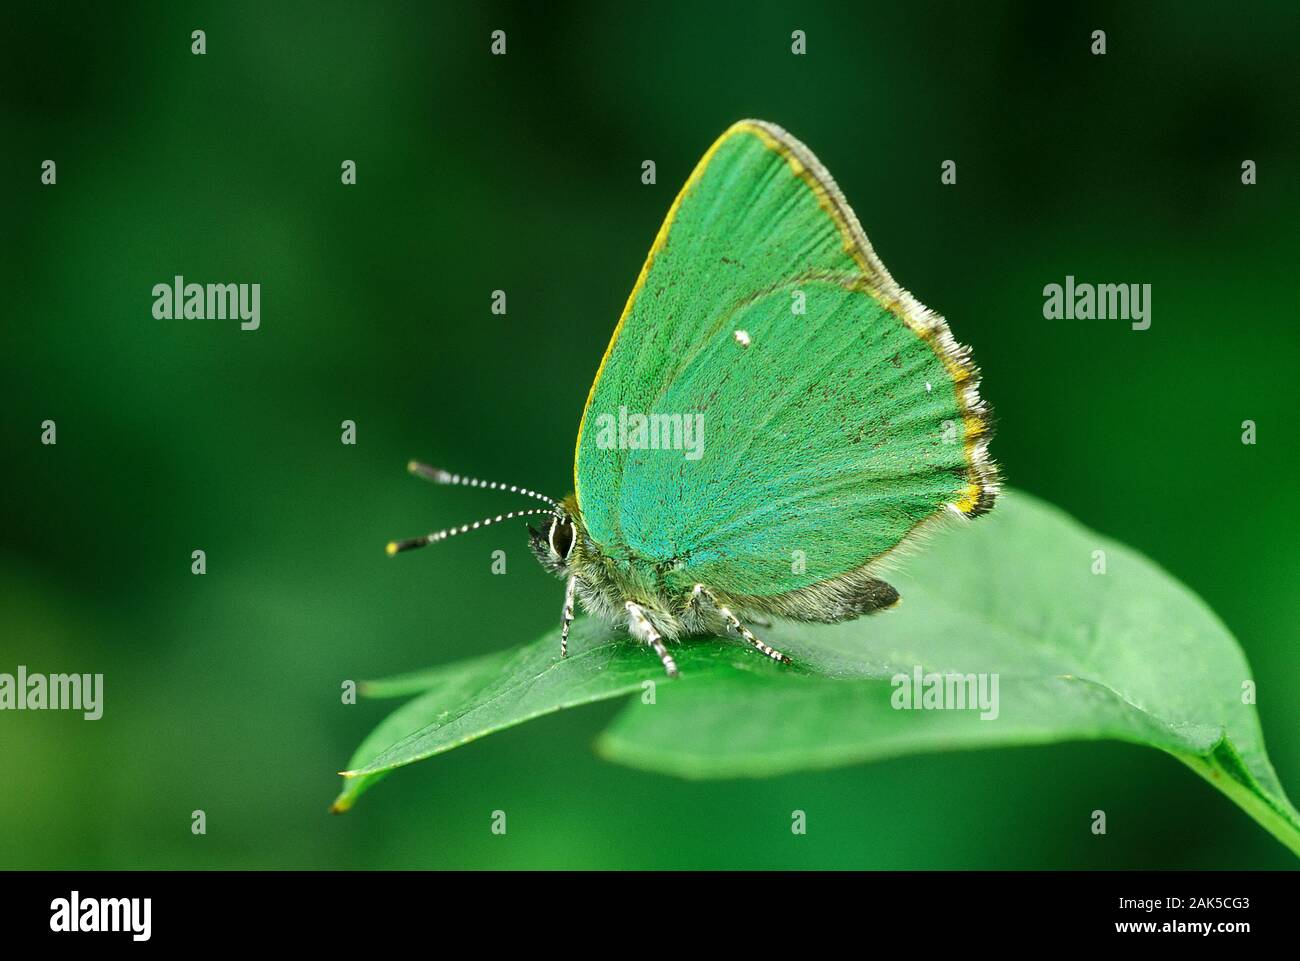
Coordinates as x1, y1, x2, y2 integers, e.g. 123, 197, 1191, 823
733, 329, 751, 348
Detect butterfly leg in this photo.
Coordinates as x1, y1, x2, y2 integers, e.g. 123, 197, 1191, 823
559, 574, 577, 658
691, 584, 792, 665
625, 601, 679, 678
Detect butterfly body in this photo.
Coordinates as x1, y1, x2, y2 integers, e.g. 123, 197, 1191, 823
393, 120, 998, 676
527, 497, 765, 639
529, 493, 903, 632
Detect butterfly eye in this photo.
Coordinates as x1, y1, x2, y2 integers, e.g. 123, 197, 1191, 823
548, 516, 575, 560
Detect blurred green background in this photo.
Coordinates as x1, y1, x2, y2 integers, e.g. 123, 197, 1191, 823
2, 1, 1298, 869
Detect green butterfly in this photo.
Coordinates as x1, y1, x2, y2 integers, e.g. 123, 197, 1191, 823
389, 120, 998, 677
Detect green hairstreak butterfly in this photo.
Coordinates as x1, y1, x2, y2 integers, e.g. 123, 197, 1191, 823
388, 120, 998, 677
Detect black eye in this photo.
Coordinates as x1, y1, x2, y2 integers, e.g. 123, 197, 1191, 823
548, 517, 575, 559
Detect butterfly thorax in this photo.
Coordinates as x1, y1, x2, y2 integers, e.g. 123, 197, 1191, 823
529, 495, 707, 640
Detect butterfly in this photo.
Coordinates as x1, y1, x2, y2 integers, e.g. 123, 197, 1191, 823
387, 120, 998, 677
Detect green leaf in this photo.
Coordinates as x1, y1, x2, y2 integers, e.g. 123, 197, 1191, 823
330, 625, 757, 813
332, 491, 1300, 857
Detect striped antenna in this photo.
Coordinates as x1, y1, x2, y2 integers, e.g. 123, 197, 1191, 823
386, 507, 556, 556
406, 460, 560, 510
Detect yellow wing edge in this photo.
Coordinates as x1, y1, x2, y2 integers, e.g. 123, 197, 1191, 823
573, 121, 756, 508
574, 119, 999, 520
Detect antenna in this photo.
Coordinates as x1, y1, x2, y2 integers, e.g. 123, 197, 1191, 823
386, 507, 557, 556
405, 460, 560, 510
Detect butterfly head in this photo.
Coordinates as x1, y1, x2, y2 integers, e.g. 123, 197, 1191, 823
527, 507, 583, 577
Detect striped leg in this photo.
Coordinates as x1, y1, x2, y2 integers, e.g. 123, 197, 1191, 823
625, 601, 679, 678
559, 574, 577, 658
691, 584, 791, 665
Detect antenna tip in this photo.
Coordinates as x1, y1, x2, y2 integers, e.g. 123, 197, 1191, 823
385, 541, 399, 556
407, 460, 449, 484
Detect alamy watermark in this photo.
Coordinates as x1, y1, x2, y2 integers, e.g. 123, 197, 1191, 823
152, 275, 260, 330
891, 665, 999, 720
1043, 275, 1150, 330
0, 666, 103, 719
50, 892, 150, 941
593, 406, 704, 461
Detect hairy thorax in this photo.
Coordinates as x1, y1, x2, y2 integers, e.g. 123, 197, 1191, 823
531, 495, 710, 640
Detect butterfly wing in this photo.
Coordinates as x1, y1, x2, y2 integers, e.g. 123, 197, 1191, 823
574, 120, 997, 603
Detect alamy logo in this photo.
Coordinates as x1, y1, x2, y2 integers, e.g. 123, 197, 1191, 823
152, 275, 260, 330
50, 892, 151, 941
1042, 275, 1151, 330
890, 665, 1000, 720
593, 406, 704, 461
0, 666, 102, 719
